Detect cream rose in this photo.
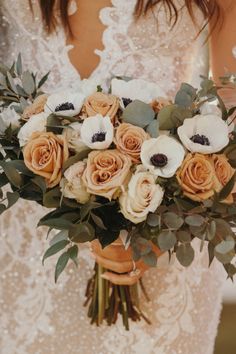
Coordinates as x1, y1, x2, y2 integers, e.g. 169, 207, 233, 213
61, 161, 90, 203
63, 122, 87, 152
176, 153, 219, 202
18, 112, 48, 147
23, 132, 69, 188
119, 167, 164, 224
82, 149, 132, 200
22, 94, 48, 120
114, 123, 150, 163
84, 92, 119, 123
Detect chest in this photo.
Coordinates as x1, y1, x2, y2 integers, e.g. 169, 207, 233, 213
67, 0, 113, 79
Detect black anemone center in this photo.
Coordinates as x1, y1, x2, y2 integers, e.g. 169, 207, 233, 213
122, 98, 132, 107
55, 102, 75, 112
190, 134, 210, 146
91, 132, 106, 143
150, 153, 168, 167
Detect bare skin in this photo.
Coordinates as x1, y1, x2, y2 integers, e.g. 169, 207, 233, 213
67, 0, 236, 285
67, 0, 111, 79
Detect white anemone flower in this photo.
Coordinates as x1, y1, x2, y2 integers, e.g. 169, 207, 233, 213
80, 114, 114, 150
177, 114, 229, 154
45, 91, 85, 117
111, 78, 166, 104
141, 136, 185, 178
17, 112, 47, 147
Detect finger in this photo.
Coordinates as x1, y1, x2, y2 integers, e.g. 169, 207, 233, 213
101, 271, 143, 286
90, 241, 132, 262
91, 252, 133, 274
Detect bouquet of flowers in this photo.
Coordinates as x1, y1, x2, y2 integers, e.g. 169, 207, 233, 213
0, 55, 236, 330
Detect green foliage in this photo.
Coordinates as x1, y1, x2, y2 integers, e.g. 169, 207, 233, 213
122, 100, 155, 128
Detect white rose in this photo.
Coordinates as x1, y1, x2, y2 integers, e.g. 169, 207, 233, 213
119, 166, 164, 224
0, 103, 21, 133
61, 161, 90, 203
80, 78, 100, 96
200, 102, 222, 116
141, 136, 185, 178
111, 78, 166, 104
63, 122, 87, 152
80, 114, 114, 150
177, 114, 229, 154
45, 91, 85, 117
17, 112, 47, 147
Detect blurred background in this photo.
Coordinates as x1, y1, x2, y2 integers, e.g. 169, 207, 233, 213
214, 281, 236, 353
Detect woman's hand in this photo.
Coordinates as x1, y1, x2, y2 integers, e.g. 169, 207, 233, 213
90, 239, 161, 285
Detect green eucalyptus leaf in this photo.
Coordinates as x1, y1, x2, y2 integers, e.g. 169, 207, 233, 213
7, 72, 17, 93
175, 89, 194, 108
215, 236, 235, 254
54, 251, 70, 283
67, 245, 79, 267
42, 239, 70, 265
214, 219, 234, 237
158, 104, 176, 130
146, 213, 160, 227
39, 218, 73, 230
214, 250, 235, 264
16, 53, 23, 76
142, 251, 157, 267
158, 230, 177, 251
163, 212, 184, 230
0, 161, 23, 188
49, 230, 68, 246
206, 220, 216, 241
177, 230, 192, 243
176, 243, 195, 267
91, 212, 107, 230
22, 71, 35, 95
32, 176, 47, 193
146, 119, 159, 138
38, 71, 50, 89
7, 191, 20, 208
69, 222, 95, 243
122, 100, 155, 128
43, 187, 61, 208
185, 214, 205, 227
0, 204, 6, 215
208, 242, 215, 266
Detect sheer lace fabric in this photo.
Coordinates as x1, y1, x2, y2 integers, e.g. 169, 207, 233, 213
0, 1, 225, 353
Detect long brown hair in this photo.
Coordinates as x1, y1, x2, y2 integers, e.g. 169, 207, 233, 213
36, 0, 222, 35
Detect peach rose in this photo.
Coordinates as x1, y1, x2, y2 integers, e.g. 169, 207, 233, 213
22, 94, 48, 121
151, 97, 172, 114
82, 149, 132, 200
212, 154, 236, 204
23, 131, 69, 188
114, 123, 150, 163
84, 92, 119, 123
176, 153, 219, 202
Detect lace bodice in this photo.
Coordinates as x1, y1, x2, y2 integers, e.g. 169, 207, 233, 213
0, 0, 207, 94
0, 2, 225, 354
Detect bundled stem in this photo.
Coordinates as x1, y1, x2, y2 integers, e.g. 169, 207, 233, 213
84, 263, 151, 330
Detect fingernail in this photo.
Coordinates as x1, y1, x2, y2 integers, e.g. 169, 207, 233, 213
101, 274, 109, 280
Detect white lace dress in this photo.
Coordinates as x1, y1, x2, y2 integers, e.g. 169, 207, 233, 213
0, 1, 225, 353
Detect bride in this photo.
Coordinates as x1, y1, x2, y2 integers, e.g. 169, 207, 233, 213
0, 1, 235, 353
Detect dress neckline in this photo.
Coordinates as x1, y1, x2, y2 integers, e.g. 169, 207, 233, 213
65, 0, 136, 81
